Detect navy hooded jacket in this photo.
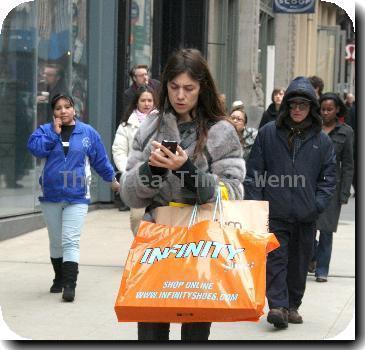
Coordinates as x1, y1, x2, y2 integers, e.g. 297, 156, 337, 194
244, 77, 337, 223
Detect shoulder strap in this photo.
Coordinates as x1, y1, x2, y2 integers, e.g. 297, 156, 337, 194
203, 147, 213, 172
141, 128, 157, 151
140, 115, 161, 150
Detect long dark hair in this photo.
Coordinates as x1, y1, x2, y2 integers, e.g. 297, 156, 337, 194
158, 48, 226, 156
120, 85, 157, 125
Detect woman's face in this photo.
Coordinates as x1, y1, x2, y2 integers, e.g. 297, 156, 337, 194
53, 98, 75, 125
167, 72, 200, 120
137, 91, 154, 114
230, 110, 246, 132
321, 99, 339, 124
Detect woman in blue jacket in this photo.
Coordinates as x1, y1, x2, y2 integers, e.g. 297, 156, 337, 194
28, 94, 119, 302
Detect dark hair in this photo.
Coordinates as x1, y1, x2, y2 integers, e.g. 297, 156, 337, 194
51, 93, 75, 110
129, 64, 149, 80
44, 63, 64, 80
319, 92, 348, 118
308, 76, 324, 96
158, 48, 226, 157
271, 88, 285, 103
120, 85, 157, 124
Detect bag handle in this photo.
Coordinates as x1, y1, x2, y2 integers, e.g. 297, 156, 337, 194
212, 186, 224, 227
188, 186, 224, 229
188, 204, 199, 229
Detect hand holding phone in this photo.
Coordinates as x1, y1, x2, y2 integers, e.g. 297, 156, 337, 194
53, 116, 62, 135
149, 140, 188, 171
161, 140, 178, 155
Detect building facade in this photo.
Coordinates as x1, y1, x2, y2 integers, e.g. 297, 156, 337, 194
0, 0, 355, 237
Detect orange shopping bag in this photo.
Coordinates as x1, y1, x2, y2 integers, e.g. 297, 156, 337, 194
114, 208, 279, 323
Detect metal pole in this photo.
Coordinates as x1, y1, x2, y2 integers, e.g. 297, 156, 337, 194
350, 60, 355, 94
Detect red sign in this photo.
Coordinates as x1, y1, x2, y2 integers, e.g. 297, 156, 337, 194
345, 44, 355, 62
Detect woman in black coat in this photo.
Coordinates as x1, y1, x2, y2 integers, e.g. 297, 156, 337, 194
314, 93, 354, 282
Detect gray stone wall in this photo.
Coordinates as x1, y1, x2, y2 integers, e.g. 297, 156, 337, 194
235, 0, 261, 128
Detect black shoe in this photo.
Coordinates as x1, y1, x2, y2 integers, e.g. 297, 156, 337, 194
62, 261, 78, 302
315, 277, 327, 283
308, 260, 316, 273
118, 204, 130, 211
50, 257, 63, 293
267, 307, 288, 329
288, 308, 303, 324
63, 284, 75, 302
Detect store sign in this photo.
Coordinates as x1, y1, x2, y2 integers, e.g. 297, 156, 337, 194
345, 44, 355, 62
273, 0, 316, 14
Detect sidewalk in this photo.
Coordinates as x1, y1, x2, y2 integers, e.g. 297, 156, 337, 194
0, 198, 355, 340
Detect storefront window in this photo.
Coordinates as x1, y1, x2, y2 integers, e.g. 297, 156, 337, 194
0, 0, 88, 219
36, 0, 88, 124
129, 0, 154, 69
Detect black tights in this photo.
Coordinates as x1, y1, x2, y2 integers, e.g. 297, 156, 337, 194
138, 322, 212, 341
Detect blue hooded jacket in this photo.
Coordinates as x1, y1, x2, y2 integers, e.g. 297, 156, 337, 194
244, 77, 337, 223
28, 120, 115, 204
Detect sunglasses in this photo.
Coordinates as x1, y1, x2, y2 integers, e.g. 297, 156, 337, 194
288, 102, 310, 111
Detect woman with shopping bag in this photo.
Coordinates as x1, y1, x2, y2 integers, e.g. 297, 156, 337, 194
120, 48, 246, 341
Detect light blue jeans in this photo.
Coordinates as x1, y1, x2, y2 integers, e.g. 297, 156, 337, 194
40, 202, 88, 263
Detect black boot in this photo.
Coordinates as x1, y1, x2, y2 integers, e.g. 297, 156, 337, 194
118, 198, 130, 211
50, 257, 63, 293
62, 261, 78, 302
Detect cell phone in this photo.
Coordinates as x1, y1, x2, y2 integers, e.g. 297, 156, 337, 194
53, 115, 63, 125
161, 140, 178, 154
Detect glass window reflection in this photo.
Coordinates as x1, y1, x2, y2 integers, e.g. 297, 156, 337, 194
0, 0, 88, 218
130, 0, 154, 69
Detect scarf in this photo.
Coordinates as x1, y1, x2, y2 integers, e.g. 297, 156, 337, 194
283, 117, 313, 149
134, 108, 150, 124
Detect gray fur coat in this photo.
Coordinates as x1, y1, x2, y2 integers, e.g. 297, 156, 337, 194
121, 112, 246, 209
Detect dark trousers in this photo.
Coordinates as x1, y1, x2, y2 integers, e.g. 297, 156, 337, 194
314, 230, 333, 278
266, 219, 316, 310
138, 322, 211, 341
353, 146, 356, 194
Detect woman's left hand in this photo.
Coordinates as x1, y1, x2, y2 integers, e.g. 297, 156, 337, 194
111, 180, 120, 193
149, 141, 188, 171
